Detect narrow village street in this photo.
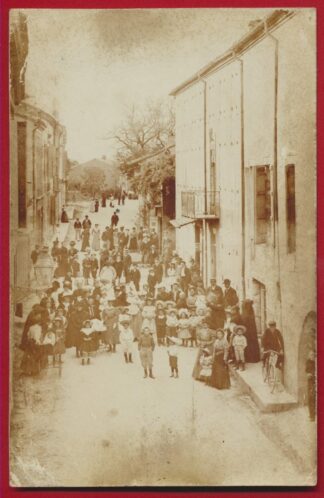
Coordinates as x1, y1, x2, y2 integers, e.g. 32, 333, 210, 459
8, 8, 317, 491
10, 200, 315, 487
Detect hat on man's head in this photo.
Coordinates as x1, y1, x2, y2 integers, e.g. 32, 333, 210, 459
269, 320, 277, 327
223, 279, 231, 285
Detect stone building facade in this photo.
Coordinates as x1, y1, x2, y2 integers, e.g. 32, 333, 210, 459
171, 9, 316, 398
10, 12, 67, 297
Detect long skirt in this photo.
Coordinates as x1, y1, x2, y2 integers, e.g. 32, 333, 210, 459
21, 343, 52, 375
53, 338, 66, 355
130, 314, 142, 339
209, 353, 230, 389
139, 347, 153, 369
166, 326, 177, 338
129, 237, 138, 251
92, 233, 100, 252
81, 236, 90, 252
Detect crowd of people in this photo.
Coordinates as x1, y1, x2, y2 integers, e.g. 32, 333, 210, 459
23, 209, 287, 391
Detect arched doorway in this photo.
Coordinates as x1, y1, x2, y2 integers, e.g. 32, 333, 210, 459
298, 311, 316, 404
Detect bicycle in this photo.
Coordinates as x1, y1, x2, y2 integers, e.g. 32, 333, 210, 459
262, 349, 283, 393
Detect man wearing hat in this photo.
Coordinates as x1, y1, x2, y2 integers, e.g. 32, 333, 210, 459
150, 228, 159, 251
153, 258, 164, 284
206, 278, 223, 296
170, 282, 181, 306
82, 215, 92, 230
118, 227, 127, 251
147, 268, 158, 298
128, 263, 141, 291
147, 245, 159, 266
111, 211, 119, 228
262, 321, 284, 369
82, 252, 92, 284
179, 260, 191, 293
68, 240, 78, 259
223, 279, 239, 308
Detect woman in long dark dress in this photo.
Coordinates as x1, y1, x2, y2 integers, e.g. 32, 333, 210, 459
241, 299, 260, 363
209, 329, 230, 390
56, 243, 69, 278
128, 228, 138, 252
206, 290, 225, 331
61, 208, 69, 223
66, 302, 89, 356
81, 228, 90, 252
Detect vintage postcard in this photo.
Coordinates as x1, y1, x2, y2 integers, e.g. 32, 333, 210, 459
9, 8, 316, 487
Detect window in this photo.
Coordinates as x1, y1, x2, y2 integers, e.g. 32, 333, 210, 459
35, 131, 44, 198
255, 165, 271, 244
252, 279, 267, 336
286, 164, 296, 253
44, 145, 50, 192
17, 121, 27, 228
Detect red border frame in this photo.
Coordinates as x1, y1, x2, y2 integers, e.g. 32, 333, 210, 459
1, 1, 322, 497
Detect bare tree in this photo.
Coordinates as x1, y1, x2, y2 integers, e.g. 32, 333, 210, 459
103, 100, 175, 163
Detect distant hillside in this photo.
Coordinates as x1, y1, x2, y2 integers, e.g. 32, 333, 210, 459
68, 158, 120, 190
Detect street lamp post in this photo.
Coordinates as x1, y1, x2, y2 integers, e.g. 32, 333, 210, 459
33, 246, 55, 289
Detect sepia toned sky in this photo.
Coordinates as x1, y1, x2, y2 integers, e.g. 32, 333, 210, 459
21, 8, 272, 162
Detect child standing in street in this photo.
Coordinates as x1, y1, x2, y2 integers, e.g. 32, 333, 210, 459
118, 315, 134, 363
232, 325, 247, 371
167, 336, 182, 378
166, 308, 178, 338
177, 308, 191, 347
52, 316, 66, 365
199, 348, 213, 384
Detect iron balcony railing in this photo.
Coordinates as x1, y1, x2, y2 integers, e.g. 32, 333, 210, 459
181, 190, 220, 219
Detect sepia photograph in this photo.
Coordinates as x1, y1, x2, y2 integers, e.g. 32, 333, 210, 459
9, 7, 316, 487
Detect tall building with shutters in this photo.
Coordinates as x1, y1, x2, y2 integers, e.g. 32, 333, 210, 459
170, 9, 316, 398
10, 12, 67, 298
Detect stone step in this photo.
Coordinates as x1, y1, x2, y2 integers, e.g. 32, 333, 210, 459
230, 362, 298, 413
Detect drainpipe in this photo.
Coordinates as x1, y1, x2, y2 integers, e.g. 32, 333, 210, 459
198, 74, 208, 287
266, 24, 283, 334
32, 125, 38, 241
233, 51, 246, 301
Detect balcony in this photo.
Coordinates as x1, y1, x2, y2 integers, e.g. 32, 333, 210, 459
181, 189, 220, 219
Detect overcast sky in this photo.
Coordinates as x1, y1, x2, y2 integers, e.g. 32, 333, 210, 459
21, 8, 272, 163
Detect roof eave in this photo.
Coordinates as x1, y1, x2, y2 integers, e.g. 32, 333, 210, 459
169, 9, 295, 97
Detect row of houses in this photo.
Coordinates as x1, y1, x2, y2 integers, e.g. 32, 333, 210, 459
10, 12, 68, 299
170, 9, 316, 398
124, 139, 176, 251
